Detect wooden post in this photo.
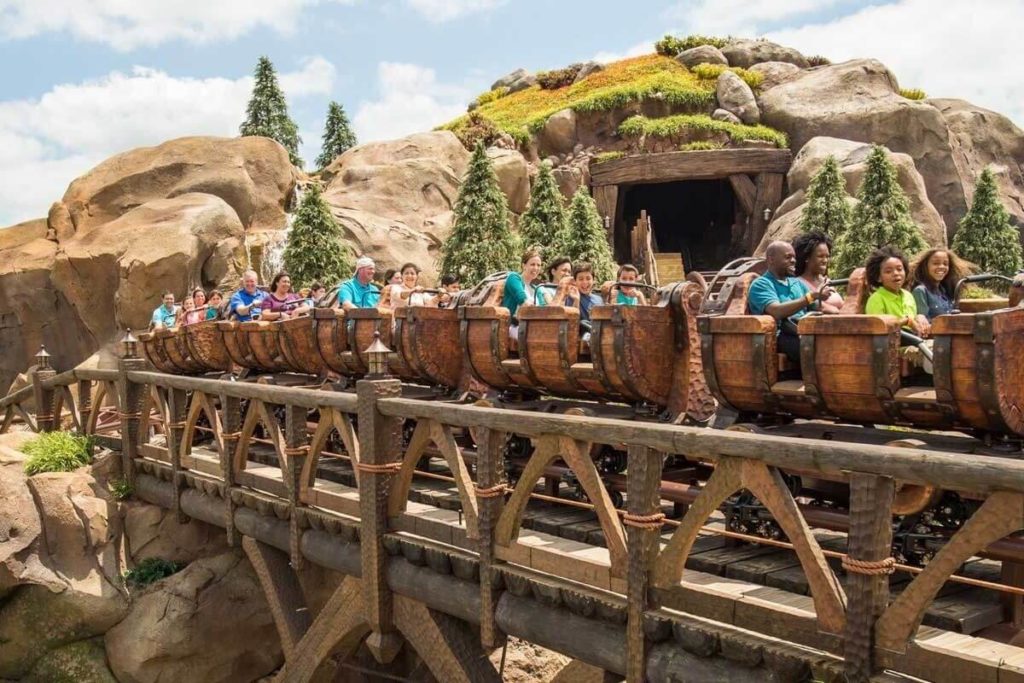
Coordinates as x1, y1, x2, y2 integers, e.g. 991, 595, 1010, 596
117, 354, 148, 486
475, 427, 507, 648
165, 388, 189, 524
77, 379, 92, 434
624, 445, 665, 683
220, 394, 242, 546
356, 378, 403, 664
843, 473, 895, 683
31, 362, 56, 433
284, 403, 309, 570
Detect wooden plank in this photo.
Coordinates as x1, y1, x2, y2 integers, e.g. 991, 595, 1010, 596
728, 174, 757, 216
725, 549, 802, 585
591, 149, 792, 186
686, 541, 782, 576
749, 172, 785, 253
923, 588, 1003, 634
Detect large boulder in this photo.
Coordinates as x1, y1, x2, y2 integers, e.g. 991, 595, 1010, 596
0, 432, 44, 596
23, 637, 118, 683
333, 208, 440, 278
716, 71, 760, 124
491, 68, 536, 94
50, 193, 246, 346
487, 148, 530, 214
57, 136, 297, 238
539, 109, 578, 157
104, 550, 282, 683
748, 61, 801, 90
675, 45, 728, 68
722, 39, 809, 68
759, 59, 963, 234
124, 502, 229, 565
757, 136, 948, 251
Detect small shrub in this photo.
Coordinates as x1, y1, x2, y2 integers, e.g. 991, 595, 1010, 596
474, 86, 509, 108
655, 34, 729, 57
110, 478, 134, 500
23, 431, 94, 475
451, 111, 504, 150
690, 63, 763, 89
960, 286, 998, 300
537, 64, 582, 90
619, 114, 788, 149
900, 88, 926, 100
679, 140, 723, 151
593, 151, 626, 163
123, 557, 183, 590
807, 55, 831, 67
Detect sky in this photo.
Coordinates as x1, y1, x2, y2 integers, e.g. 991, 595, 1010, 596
0, 0, 1021, 227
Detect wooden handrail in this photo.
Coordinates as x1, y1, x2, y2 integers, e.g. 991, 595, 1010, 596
0, 384, 32, 409
124, 370, 359, 411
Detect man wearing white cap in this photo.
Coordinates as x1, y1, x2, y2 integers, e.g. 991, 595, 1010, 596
338, 256, 381, 310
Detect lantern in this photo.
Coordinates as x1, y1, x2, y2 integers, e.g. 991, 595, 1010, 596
35, 344, 51, 370
121, 328, 139, 359
364, 330, 391, 379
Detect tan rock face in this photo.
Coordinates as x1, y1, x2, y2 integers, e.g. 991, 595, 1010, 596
124, 502, 229, 565
58, 135, 297, 237
722, 39, 810, 68
105, 550, 282, 683
487, 148, 530, 214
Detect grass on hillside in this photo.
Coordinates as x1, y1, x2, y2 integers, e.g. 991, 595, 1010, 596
22, 431, 94, 475
618, 114, 788, 148
443, 54, 720, 144
900, 87, 927, 100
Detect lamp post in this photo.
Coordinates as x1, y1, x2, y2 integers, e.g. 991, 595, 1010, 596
35, 344, 51, 370
364, 331, 392, 379
121, 328, 138, 360
32, 344, 55, 432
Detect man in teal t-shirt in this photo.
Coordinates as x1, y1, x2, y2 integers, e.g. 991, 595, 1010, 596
748, 241, 835, 364
338, 256, 381, 310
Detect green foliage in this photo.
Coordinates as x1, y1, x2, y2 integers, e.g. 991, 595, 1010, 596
473, 87, 509, 107
282, 184, 353, 289
123, 558, 182, 590
315, 101, 357, 170
655, 34, 729, 56
23, 431, 94, 475
951, 168, 1023, 275
537, 64, 582, 90
799, 155, 852, 239
110, 478, 133, 501
960, 286, 998, 300
831, 146, 928, 277
618, 114, 788, 148
807, 55, 832, 67
438, 142, 519, 285
899, 88, 927, 100
450, 111, 505, 150
593, 151, 625, 163
519, 162, 567, 260
240, 56, 303, 167
679, 140, 724, 151
690, 63, 763, 89
559, 188, 616, 283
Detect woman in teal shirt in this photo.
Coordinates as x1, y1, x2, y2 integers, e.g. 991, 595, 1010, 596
503, 248, 543, 319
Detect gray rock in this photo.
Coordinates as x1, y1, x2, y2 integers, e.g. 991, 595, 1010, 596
722, 39, 810, 68
574, 61, 604, 83
712, 108, 742, 125
716, 71, 760, 124
491, 68, 529, 90
539, 108, 577, 156
675, 45, 729, 68
749, 61, 802, 90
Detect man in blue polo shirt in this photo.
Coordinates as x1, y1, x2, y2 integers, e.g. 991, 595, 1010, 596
150, 291, 178, 329
229, 270, 267, 322
338, 256, 381, 310
748, 241, 835, 364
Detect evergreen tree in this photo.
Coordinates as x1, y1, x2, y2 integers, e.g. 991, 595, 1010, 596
518, 162, 567, 259
951, 168, 1022, 275
282, 184, 353, 288
438, 141, 519, 285
315, 101, 358, 170
831, 145, 927, 277
560, 187, 616, 283
240, 56, 303, 167
799, 155, 852, 240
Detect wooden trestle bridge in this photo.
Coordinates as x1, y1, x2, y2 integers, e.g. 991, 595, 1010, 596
3, 348, 1024, 683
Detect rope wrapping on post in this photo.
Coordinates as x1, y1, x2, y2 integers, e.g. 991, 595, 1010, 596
221, 431, 242, 441
283, 445, 310, 456
622, 512, 666, 530
842, 555, 896, 576
473, 483, 508, 498
118, 412, 141, 419
355, 461, 403, 474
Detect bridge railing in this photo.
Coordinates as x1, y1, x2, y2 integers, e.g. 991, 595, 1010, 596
4, 349, 1024, 683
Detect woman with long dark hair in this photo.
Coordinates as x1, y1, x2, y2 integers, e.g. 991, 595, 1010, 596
910, 247, 973, 320
793, 231, 843, 314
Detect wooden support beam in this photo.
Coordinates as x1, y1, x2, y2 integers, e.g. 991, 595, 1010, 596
285, 403, 309, 570
475, 427, 506, 648
165, 387, 188, 523
220, 393, 242, 547
118, 356, 148, 486
242, 537, 313, 660
77, 379, 92, 431
843, 473, 895, 683
749, 172, 785, 254
394, 597, 502, 683
591, 149, 791, 186
728, 174, 757, 216
593, 185, 618, 243
31, 365, 56, 433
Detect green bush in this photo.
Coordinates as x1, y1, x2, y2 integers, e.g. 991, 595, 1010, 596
951, 167, 1023, 275
807, 55, 831, 67
679, 141, 724, 151
110, 478, 134, 500
123, 558, 182, 589
655, 34, 729, 56
593, 151, 626, 163
23, 431, 94, 475
618, 114, 788, 148
537, 64, 582, 90
451, 111, 505, 150
690, 63, 763, 89
900, 88, 926, 100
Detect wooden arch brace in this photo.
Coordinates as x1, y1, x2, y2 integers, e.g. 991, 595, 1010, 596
235, 398, 292, 488
388, 418, 480, 539
300, 407, 360, 504
495, 434, 628, 576
875, 491, 1024, 652
652, 456, 847, 634
180, 391, 225, 462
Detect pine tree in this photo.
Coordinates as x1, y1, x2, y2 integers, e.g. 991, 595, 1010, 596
951, 168, 1022, 275
315, 101, 357, 170
240, 56, 303, 167
831, 145, 927, 277
799, 155, 852, 240
282, 184, 353, 288
518, 162, 566, 259
560, 187, 616, 283
438, 141, 519, 285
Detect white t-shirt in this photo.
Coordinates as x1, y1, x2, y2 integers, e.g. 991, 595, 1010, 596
391, 284, 434, 308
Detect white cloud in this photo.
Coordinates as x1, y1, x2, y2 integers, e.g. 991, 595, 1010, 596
593, 40, 652, 65
664, 0, 847, 36
404, 0, 505, 22
0, 0, 355, 50
353, 61, 472, 142
0, 57, 334, 226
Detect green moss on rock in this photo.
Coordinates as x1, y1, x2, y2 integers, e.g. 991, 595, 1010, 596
618, 114, 788, 148
24, 638, 117, 683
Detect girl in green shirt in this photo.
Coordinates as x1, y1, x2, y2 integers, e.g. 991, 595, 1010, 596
864, 247, 933, 373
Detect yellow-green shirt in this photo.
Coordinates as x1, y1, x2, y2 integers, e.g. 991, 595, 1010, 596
865, 287, 917, 325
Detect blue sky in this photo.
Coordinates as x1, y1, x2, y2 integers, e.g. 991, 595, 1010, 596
0, 0, 1021, 226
